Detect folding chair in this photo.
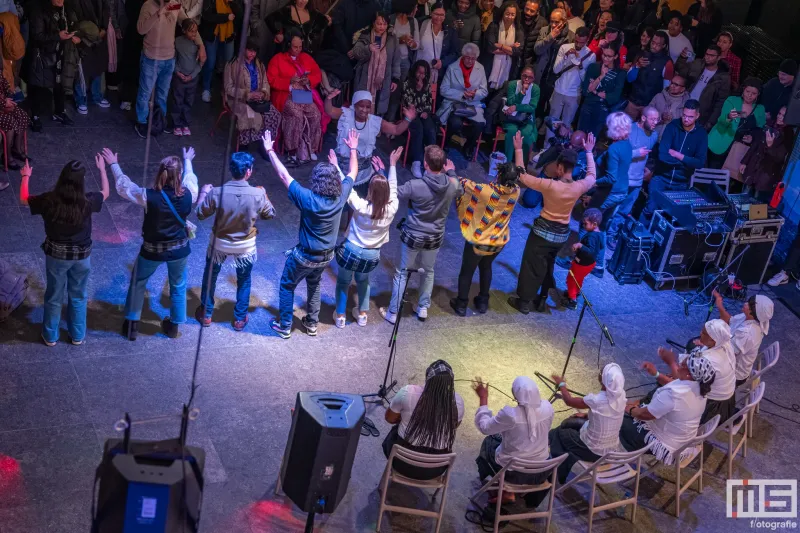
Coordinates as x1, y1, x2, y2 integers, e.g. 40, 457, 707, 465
469, 454, 568, 533
712, 383, 765, 480
208, 92, 239, 151
404, 83, 438, 168
641, 415, 720, 516
0, 129, 27, 172
490, 126, 504, 154
690, 168, 731, 194
736, 341, 779, 437
376, 445, 456, 533
556, 442, 654, 533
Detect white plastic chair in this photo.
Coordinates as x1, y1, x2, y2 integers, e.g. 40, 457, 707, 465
690, 168, 731, 194
737, 341, 779, 437
376, 445, 456, 533
556, 442, 654, 533
469, 454, 568, 533
713, 383, 765, 480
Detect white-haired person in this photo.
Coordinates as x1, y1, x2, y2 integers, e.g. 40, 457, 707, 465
324, 90, 416, 195
621, 350, 715, 465
587, 111, 632, 277
473, 376, 556, 506
548, 363, 626, 484
710, 290, 774, 387
437, 42, 489, 158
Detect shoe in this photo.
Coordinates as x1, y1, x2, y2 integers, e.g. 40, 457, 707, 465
0, 182, 8, 191
96, 99, 111, 108
310, 153, 318, 161
174, 127, 184, 136
563, 297, 578, 310
413, 305, 427, 321
182, 127, 191, 136
106, 85, 119, 91
507, 296, 530, 315
161, 318, 179, 338
76, 105, 88, 115
411, 161, 423, 178
333, 313, 346, 329
591, 266, 604, 278
301, 315, 317, 336
134, 123, 148, 139
41, 334, 56, 347
555, 256, 572, 270
70, 337, 84, 346
201, 90, 211, 103
52, 112, 73, 125
473, 296, 488, 314
270, 319, 292, 339
162, 125, 173, 134
768, 270, 789, 287
194, 305, 211, 327
31, 116, 43, 132
122, 319, 138, 341
533, 296, 548, 313
284, 156, 299, 168
379, 307, 397, 324
352, 307, 367, 327
233, 315, 249, 331
120, 101, 131, 111
449, 298, 467, 317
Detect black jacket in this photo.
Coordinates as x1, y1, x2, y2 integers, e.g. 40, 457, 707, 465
481, 20, 524, 82
623, 0, 667, 33
521, 14, 547, 68
198, 0, 243, 43
24, 2, 76, 88
686, 2, 722, 55
676, 56, 731, 131
444, 3, 481, 50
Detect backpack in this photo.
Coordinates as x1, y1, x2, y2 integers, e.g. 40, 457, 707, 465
149, 105, 165, 136
0, 259, 28, 322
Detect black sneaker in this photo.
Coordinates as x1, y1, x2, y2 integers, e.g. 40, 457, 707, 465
31, 116, 43, 132
473, 296, 489, 314
533, 296, 548, 313
52, 112, 73, 125
162, 125, 173, 134
507, 296, 530, 315
449, 298, 467, 317
301, 315, 318, 336
591, 266, 604, 278
161, 318, 179, 338
270, 319, 292, 339
134, 122, 148, 139
122, 319, 138, 341
563, 297, 578, 310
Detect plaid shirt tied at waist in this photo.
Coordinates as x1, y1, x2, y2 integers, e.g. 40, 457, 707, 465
41, 239, 92, 260
142, 237, 190, 255
399, 224, 444, 251
286, 246, 334, 269
531, 217, 570, 244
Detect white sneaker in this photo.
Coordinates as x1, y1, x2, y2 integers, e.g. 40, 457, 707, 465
767, 270, 789, 287
201, 90, 211, 103
352, 307, 367, 327
333, 312, 346, 329
106, 85, 119, 91
120, 101, 131, 111
96, 99, 111, 108
77, 105, 88, 115
379, 307, 396, 324
411, 161, 423, 179
414, 305, 428, 321
310, 153, 318, 161
795, 279, 800, 292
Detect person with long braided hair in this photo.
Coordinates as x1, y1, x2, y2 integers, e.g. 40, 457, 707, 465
383, 360, 465, 480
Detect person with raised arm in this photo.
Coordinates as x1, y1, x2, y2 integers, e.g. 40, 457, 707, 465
265, 129, 357, 339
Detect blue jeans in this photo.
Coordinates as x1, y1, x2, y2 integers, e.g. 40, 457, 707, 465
595, 192, 627, 269
607, 186, 642, 239
278, 251, 326, 328
124, 255, 188, 323
199, 255, 253, 321
334, 241, 380, 314
74, 76, 103, 107
577, 100, 609, 137
388, 245, 439, 314
43, 256, 91, 343
641, 174, 689, 223
136, 53, 175, 124
201, 37, 234, 93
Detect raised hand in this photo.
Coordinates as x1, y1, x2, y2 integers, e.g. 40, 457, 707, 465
657, 346, 677, 366
472, 377, 489, 400
583, 133, 596, 153
20, 159, 31, 178
371, 156, 385, 172
262, 130, 275, 152
443, 159, 455, 172
182, 146, 196, 161
325, 88, 341, 101
513, 130, 523, 150
389, 146, 403, 167
344, 128, 360, 150
328, 149, 338, 167
100, 147, 118, 165
94, 153, 104, 170
641, 361, 658, 377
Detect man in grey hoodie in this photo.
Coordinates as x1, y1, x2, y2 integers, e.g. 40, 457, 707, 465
381, 145, 462, 323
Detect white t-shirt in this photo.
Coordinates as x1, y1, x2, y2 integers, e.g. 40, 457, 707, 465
389, 384, 465, 448
643, 379, 706, 462
417, 19, 444, 66
475, 402, 554, 467
336, 107, 382, 158
668, 32, 693, 64
679, 345, 736, 401
553, 43, 595, 97
580, 391, 624, 455
345, 166, 399, 249
730, 314, 764, 381
689, 67, 716, 100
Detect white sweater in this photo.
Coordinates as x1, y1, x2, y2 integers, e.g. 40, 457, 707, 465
344, 166, 399, 249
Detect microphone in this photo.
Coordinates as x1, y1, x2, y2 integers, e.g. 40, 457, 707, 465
683, 298, 689, 317
601, 325, 615, 347
404, 268, 425, 274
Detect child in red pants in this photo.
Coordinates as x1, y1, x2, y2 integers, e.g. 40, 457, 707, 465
562, 208, 603, 310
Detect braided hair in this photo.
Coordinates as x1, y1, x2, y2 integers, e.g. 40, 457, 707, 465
403, 360, 459, 451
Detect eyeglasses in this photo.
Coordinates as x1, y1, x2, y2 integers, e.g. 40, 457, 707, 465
671, 82, 685, 88
520, 74, 534, 80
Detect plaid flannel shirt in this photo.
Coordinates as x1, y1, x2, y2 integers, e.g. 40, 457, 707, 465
335, 243, 381, 273
142, 238, 190, 255
399, 226, 444, 251
41, 239, 92, 260
288, 246, 334, 269
531, 217, 570, 244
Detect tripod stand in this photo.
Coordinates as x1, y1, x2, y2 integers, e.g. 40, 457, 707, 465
682, 244, 750, 322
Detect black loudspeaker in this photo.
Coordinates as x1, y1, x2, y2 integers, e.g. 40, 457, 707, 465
280, 392, 366, 514
92, 438, 206, 533
785, 68, 800, 126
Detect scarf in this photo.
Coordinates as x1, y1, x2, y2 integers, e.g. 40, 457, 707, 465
511, 80, 533, 116
366, 31, 388, 103
459, 57, 473, 89
488, 23, 514, 89
512, 376, 542, 441
602, 363, 626, 413
754, 295, 774, 335
480, 9, 492, 32
208, 235, 257, 267
687, 353, 715, 385
214, 0, 234, 42
705, 318, 731, 348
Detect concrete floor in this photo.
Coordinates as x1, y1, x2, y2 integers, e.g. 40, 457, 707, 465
0, 91, 798, 533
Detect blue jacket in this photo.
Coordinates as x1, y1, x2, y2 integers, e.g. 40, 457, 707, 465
654, 119, 708, 186
596, 139, 633, 195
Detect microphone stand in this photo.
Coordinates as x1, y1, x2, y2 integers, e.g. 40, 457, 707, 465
682, 243, 750, 321
548, 269, 615, 403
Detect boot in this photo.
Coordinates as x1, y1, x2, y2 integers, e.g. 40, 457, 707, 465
122, 319, 138, 341
161, 318, 179, 338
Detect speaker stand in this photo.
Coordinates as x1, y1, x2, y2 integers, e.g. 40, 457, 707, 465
304, 510, 316, 533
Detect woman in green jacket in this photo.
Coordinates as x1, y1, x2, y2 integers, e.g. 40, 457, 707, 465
502, 65, 540, 163
707, 77, 766, 171
577, 46, 626, 137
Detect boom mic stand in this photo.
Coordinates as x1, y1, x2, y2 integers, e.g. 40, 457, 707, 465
547, 269, 615, 403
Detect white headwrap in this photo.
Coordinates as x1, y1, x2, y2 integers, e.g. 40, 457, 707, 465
705, 319, 732, 347
754, 295, 774, 335
512, 376, 542, 441
601, 363, 626, 413
352, 90, 373, 105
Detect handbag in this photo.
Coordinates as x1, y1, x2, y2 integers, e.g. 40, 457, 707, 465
503, 112, 530, 126
291, 89, 313, 104
247, 100, 271, 113
452, 101, 477, 118
160, 190, 197, 239
722, 141, 750, 183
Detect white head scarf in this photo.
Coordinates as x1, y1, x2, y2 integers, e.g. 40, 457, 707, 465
705, 318, 732, 347
601, 363, 626, 413
512, 376, 542, 441
352, 91, 373, 105
754, 295, 774, 335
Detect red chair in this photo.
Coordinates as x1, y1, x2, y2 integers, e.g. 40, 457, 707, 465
404, 83, 438, 167
491, 126, 504, 153
209, 93, 239, 151
0, 129, 27, 172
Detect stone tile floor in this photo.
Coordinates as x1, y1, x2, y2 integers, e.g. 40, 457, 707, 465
0, 92, 798, 533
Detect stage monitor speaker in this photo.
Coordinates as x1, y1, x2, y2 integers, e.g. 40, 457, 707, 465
280, 392, 365, 514
785, 68, 800, 126
92, 438, 206, 533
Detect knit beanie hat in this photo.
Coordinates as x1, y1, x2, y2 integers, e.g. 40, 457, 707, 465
779, 59, 798, 76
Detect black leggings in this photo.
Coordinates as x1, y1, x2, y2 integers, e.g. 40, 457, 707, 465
456, 242, 498, 306
29, 84, 65, 118
548, 417, 602, 484
517, 231, 562, 304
